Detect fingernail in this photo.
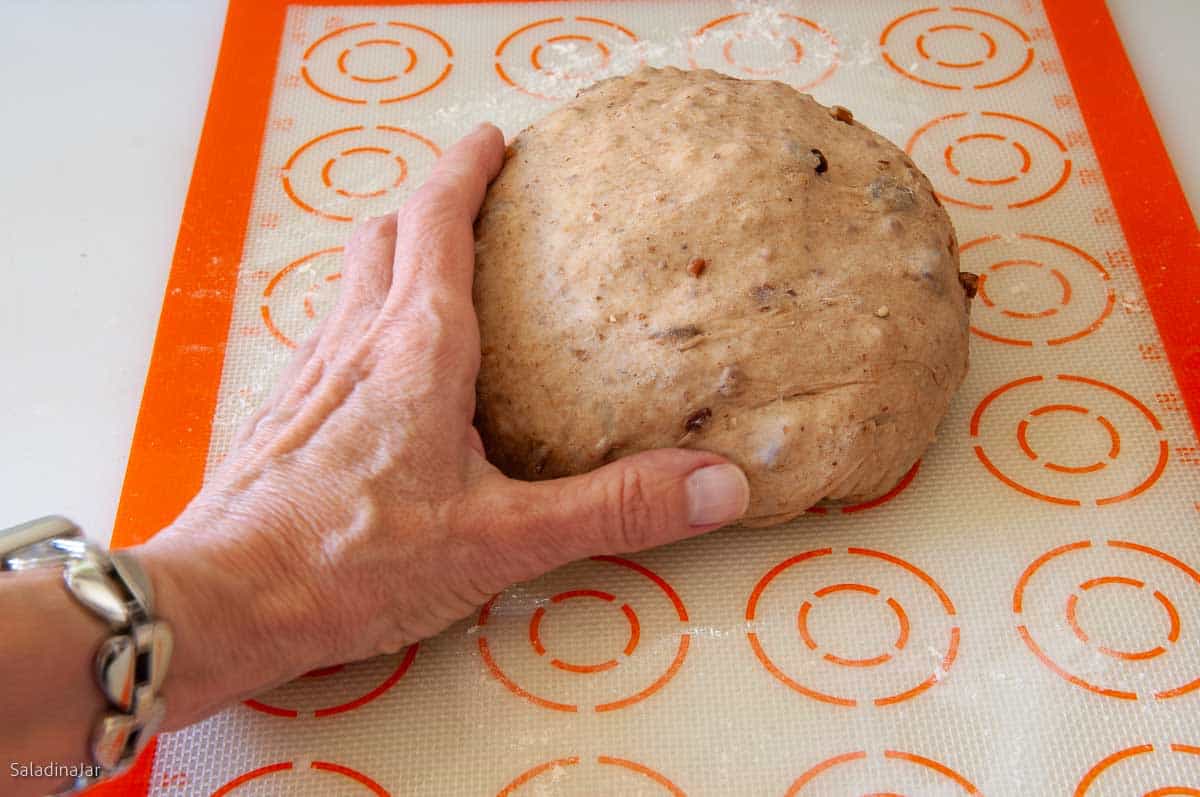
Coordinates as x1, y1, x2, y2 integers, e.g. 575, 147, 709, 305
686, 464, 750, 526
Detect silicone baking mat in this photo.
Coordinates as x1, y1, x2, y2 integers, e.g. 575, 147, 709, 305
96, 0, 1200, 794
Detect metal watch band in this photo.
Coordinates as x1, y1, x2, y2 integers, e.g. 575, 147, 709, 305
1, 516, 173, 794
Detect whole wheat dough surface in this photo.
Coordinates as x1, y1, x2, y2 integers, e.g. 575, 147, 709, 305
474, 67, 972, 526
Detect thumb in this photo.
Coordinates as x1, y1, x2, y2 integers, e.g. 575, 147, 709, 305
505, 449, 750, 564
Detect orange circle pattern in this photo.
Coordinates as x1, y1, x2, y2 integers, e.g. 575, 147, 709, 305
880, 6, 1034, 90
797, 583, 911, 668
786, 749, 981, 795
1064, 576, 1177, 660
906, 111, 1071, 210
1014, 539, 1200, 701
962, 234, 1115, 347
1074, 743, 1200, 796
301, 21, 453, 104
528, 589, 640, 673
497, 755, 685, 796
211, 760, 388, 796
243, 645, 417, 719
494, 16, 638, 100
260, 247, 343, 349
281, 125, 441, 222
746, 547, 959, 707
476, 555, 689, 713
687, 12, 839, 91
971, 374, 1168, 506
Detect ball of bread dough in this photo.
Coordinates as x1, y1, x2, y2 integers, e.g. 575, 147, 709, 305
474, 67, 973, 527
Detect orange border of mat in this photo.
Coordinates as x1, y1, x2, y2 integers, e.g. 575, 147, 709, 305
93, 0, 1200, 793
1044, 0, 1200, 433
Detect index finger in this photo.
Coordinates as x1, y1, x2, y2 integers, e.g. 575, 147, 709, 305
387, 123, 506, 311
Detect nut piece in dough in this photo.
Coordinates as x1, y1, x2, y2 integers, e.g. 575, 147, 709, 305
474, 67, 972, 527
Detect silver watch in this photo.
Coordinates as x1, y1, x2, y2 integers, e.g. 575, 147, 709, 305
1, 516, 173, 793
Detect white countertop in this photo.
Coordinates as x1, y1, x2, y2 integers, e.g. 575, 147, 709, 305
1, 1, 1196, 543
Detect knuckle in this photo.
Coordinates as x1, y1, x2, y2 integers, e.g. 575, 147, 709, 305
377, 302, 474, 377
610, 468, 658, 552
360, 213, 396, 240
345, 214, 395, 259
373, 623, 416, 659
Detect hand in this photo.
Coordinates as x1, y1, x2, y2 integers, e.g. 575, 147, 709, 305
137, 123, 750, 727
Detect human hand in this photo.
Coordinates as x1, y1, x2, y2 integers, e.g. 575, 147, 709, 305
136, 123, 750, 726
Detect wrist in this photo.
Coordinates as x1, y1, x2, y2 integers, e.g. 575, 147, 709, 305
133, 504, 325, 729
0, 567, 110, 795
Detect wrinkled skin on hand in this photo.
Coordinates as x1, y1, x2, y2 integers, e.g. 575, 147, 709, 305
136, 124, 750, 727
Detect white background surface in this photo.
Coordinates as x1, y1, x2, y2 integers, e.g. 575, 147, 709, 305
0, 0, 1196, 543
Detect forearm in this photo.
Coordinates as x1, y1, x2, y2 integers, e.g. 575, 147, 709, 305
1, 568, 109, 796
1, 504, 320, 797
135, 510, 324, 729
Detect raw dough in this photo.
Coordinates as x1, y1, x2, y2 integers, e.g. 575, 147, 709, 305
474, 67, 973, 527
